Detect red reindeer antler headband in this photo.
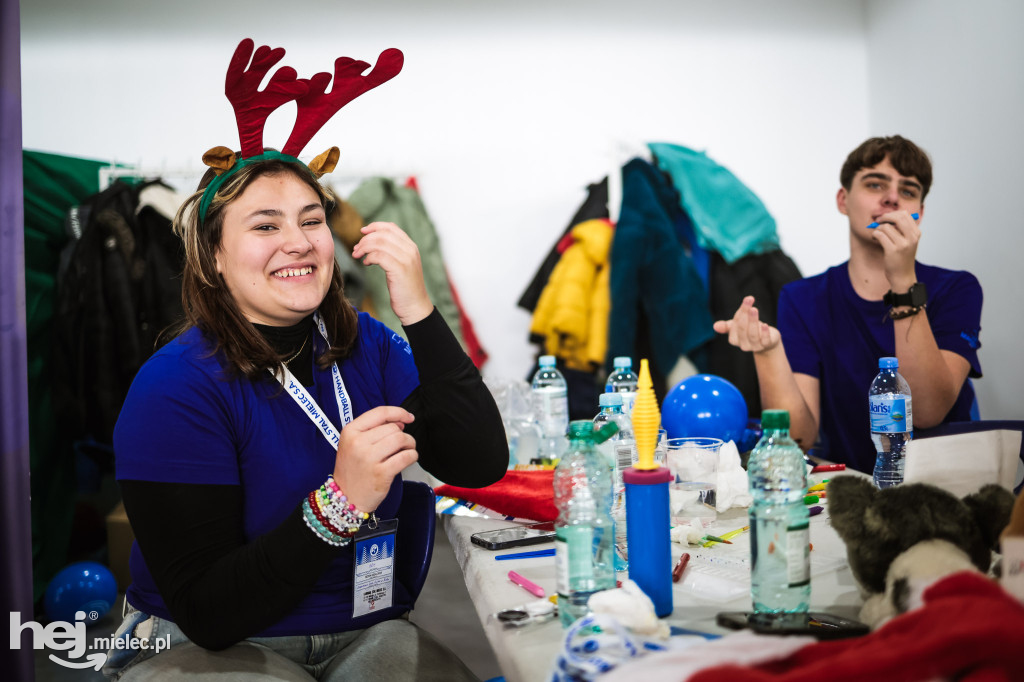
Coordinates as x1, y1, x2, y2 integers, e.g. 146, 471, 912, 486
199, 38, 404, 223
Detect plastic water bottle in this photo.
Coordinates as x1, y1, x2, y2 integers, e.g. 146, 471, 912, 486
747, 409, 810, 615
531, 355, 569, 462
605, 356, 639, 418
592, 393, 634, 572
554, 420, 618, 626
869, 356, 913, 489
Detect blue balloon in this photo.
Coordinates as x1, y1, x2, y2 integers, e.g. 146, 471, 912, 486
661, 374, 749, 443
44, 561, 118, 625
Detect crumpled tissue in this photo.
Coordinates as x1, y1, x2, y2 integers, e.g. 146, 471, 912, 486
715, 440, 752, 512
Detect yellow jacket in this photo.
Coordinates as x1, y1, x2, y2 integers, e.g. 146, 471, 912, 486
530, 219, 613, 371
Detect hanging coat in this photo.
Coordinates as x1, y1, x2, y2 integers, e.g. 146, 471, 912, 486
530, 219, 613, 371
347, 177, 468, 353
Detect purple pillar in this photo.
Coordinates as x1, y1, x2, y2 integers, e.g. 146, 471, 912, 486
1, 0, 35, 679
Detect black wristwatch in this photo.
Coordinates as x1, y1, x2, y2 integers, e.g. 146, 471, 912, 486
884, 282, 927, 309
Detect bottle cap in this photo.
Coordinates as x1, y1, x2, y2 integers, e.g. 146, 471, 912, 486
761, 409, 790, 430
539, 355, 556, 367
613, 356, 632, 369
878, 356, 898, 369
599, 393, 623, 407
567, 420, 595, 439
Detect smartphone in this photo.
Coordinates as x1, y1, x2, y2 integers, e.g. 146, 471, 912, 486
470, 522, 556, 550
716, 611, 869, 640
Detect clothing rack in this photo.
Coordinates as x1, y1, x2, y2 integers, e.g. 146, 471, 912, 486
98, 165, 204, 192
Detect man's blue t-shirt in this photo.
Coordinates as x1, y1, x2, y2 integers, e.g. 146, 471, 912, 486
777, 261, 982, 473
114, 312, 421, 636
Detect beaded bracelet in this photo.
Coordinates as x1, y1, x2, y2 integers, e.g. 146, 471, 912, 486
301, 498, 351, 547
309, 491, 359, 537
307, 491, 351, 537
302, 475, 376, 546
322, 475, 372, 527
889, 304, 925, 320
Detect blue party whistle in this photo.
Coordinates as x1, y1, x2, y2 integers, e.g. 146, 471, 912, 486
867, 212, 919, 229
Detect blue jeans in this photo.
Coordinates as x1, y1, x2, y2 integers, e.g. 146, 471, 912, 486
103, 604, 480, 681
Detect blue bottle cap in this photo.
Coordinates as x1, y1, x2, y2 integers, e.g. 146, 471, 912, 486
613, 356, 632, 369
878, 357, 898, 369
599, 393, 623, 407
539, 355, 556, 367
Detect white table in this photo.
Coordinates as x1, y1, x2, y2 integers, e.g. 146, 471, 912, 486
441, 479, 865, 682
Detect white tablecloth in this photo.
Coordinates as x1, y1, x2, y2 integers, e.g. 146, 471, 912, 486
442, 479, 864, 682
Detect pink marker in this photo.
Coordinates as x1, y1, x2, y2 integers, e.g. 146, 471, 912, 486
508, 570, 545, 598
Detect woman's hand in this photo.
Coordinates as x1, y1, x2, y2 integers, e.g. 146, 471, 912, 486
712, 295, 781, 354
331, 405, 418, 513
352, 222, 433, 326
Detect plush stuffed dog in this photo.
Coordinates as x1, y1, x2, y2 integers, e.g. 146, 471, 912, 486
827, 476, 1015, 627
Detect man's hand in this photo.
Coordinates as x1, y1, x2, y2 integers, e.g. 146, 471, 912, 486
713, 295, 781, 354
871, 210, 921, 292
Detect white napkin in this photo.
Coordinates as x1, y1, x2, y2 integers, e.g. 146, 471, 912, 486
903, 429, 1021, 497
588, 579, 670, 639
716, 440, 752, 511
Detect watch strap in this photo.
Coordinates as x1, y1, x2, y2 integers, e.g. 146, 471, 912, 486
883, 282, 927, 308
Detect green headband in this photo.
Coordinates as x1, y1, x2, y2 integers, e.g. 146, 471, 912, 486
198, 150, 310, 226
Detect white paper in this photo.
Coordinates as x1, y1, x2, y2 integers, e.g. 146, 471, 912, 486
903, 430, 1021, 497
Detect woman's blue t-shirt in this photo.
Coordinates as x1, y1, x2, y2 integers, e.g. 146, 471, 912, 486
114, 312, 420, 635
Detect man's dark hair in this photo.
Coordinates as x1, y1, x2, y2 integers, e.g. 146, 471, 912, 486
840, 135, 933, 201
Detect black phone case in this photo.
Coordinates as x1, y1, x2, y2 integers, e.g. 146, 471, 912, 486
470, 527, 555, 551
716, 611, 869, 640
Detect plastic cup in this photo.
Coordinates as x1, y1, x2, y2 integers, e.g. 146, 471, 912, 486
665, 437, 723, 526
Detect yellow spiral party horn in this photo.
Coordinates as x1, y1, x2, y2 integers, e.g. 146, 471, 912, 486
632, 359, 661, 470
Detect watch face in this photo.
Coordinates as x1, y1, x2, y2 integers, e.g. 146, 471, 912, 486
909, 283, 927, 307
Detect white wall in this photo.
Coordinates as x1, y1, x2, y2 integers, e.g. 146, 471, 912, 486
21, 0, 869, 385
865, 0, 1024, 419
28, 2, 1018, 417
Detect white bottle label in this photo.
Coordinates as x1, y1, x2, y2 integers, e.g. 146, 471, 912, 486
869, 395, 913, 432
534, 386, 568, 438
555, 534, 569, 597
786, 523, 810, 586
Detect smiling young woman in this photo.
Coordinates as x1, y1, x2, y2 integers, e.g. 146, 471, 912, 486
105, 39, 508, 681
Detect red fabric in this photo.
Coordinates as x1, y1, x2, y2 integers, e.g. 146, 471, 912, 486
690, 571, 1024, 682
435, 470, 556, 522
556, 231, 576, 254
447, 276, 488, 370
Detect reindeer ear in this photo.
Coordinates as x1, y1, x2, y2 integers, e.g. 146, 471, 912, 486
308, 147, 340, 178
202, 146, 239, 176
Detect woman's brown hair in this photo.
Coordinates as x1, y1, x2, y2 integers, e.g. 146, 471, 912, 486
171, 159, 359, 378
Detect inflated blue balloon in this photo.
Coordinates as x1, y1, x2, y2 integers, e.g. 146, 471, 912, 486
44, 561, 118, 625
661, 374, 749, 443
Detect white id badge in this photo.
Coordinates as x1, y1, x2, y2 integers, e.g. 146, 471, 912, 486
352, 519, 399, 618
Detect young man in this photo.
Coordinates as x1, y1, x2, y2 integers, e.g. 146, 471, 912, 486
714, 136, 982, 473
